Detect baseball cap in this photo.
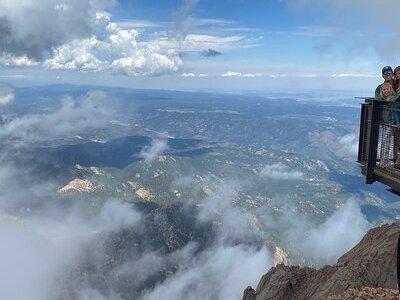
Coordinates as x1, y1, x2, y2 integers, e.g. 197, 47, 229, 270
382, 66, 393, 75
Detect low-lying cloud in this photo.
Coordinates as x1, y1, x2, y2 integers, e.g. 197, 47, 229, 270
0, 82, 14, 107
0, 146, 143, 300
0, 148, 274, 300
0, 91, 114, 141
337, 133, 358, 158
140, 138, 169, 163
309, 130, 359, 161
260, 163, 304, 180
144, 243, 271, 300
263, 200, 369, 265
293, 201, 368, 263
140, 179, 273, 300
0, 198, 139, 300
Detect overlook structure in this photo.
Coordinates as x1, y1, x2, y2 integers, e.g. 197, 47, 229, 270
358, 97, 400, 194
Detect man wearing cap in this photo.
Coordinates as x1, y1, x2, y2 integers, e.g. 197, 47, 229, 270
375, 66, 395, 99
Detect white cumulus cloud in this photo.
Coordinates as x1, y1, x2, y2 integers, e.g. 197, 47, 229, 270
0, 1, 183, 76
0, 54, 38, 67
0, 0, 115, 60
44, 13, 183, 76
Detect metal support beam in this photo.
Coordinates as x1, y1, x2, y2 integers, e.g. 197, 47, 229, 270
358, 104, 367, 164
365, 100, 380, 184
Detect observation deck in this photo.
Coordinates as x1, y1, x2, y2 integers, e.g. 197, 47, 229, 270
358, 97, 400, 194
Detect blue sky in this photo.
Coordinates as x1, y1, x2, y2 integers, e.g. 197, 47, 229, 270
107, 0, 379, 74
0, 0, 396, 92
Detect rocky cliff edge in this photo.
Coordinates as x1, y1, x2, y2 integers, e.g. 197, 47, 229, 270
243, 222, 400, 300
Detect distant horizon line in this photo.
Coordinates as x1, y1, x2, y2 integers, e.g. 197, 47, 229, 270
6, 82, 372, 95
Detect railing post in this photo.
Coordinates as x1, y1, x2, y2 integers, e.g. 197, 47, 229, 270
365, 100, 381, 184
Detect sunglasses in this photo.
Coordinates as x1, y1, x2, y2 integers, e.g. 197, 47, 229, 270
383, 72, 393, 76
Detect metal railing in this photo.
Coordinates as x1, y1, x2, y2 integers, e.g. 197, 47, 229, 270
358, 98, 400, 193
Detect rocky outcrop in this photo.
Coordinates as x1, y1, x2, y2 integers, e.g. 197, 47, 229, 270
127, 181, 154, 201
57, 178, 95, 194
243, 223, 400, 300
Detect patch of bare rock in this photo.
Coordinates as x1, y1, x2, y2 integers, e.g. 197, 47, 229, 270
57, 178, 95, 194
328, 287, 398, 300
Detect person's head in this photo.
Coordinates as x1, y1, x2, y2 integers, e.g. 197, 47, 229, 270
380, 82, 394, 99
394, 66, 400, 81
382, 66, 394, 82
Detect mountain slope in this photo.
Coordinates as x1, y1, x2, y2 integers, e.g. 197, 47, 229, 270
243, 222, 400, 300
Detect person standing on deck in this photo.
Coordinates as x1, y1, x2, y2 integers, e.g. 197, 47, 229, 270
376, 66, 395, 99
379, 82, 396, 167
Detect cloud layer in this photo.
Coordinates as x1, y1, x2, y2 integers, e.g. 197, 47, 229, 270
144, 243, 270, 300
142, 180, 273, 300
0, 0, 114, 60
0, 1, 263, 77
0, 1, 183, 76
0, 140, 273, 300
44, 13, 183, 76
0, 199, 139, 300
